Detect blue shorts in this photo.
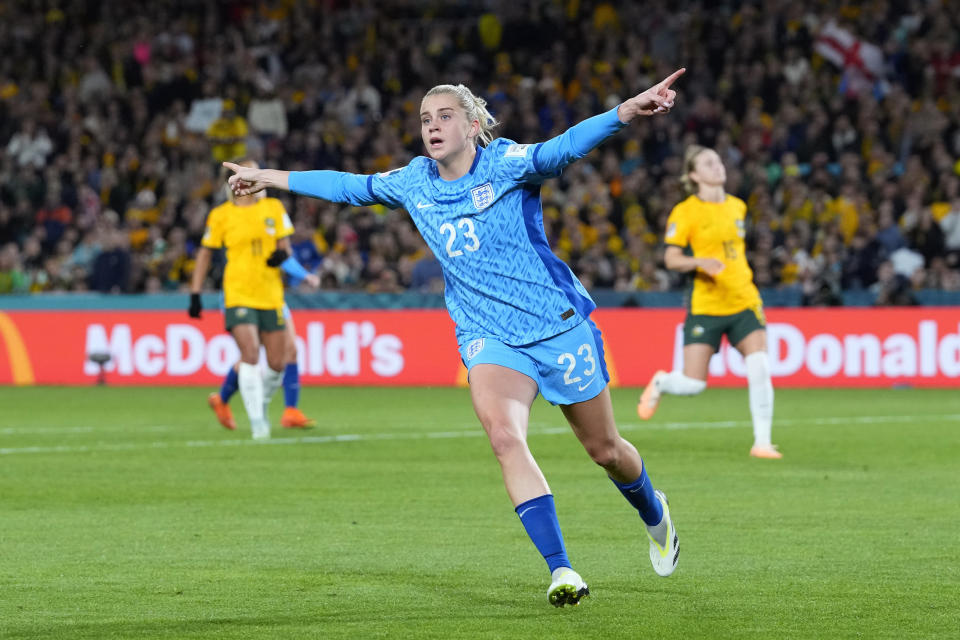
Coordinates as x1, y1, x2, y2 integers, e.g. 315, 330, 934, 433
458, 319, 610, 406
220, 293, 291, 321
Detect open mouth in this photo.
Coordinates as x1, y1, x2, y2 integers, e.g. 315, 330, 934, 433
429, 137, 443, 148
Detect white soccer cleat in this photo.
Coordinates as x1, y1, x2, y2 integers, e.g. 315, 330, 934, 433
251, 418, 271, 441
647, 490, 679, 577
547, 567, 589, 607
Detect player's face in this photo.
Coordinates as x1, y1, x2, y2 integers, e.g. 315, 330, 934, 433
690, 149, 726, 188
420, 94, 478, 163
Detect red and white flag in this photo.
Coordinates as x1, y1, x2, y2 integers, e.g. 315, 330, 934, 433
815, 21, 885, 90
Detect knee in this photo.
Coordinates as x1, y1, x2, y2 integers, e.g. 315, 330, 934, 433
483, 421, 528, 460
583, 436, 621, 470
266, 354, 286, 372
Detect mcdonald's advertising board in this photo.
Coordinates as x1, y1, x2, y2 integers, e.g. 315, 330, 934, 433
0, 308, 958, 388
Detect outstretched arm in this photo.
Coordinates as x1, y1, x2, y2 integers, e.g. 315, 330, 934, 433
532, 68, 685, 174
223, 162, 386, 207
223, 163, 291, 197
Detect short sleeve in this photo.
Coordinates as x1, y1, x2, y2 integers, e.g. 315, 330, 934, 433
664, 205, 691, 248
270, 199, 294, 238
201, 207, 224, 249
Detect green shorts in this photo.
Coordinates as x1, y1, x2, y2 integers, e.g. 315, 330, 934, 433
224, 306, 286, 332
683, 305, 766, 352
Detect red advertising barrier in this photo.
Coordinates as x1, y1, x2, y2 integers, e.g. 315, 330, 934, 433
0, 307, 957, 387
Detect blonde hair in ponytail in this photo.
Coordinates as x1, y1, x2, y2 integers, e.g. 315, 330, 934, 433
423, 84, 499, 146
680, 144, 709, 195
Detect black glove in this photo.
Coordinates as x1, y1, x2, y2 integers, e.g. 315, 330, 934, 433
266, 248, 290, 267
188, 293, 202, 318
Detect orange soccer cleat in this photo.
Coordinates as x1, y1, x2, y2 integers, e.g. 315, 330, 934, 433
749, 444, 783, 459
207, 392, 236, 430
637, 370, 667, 420
281, 407, 316, 429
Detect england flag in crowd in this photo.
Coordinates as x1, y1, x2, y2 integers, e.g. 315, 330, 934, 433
815, 21, 888, 96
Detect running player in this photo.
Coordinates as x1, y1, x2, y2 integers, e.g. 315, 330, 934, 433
637, 145, 780, 459
189, 158, 295, 440
223, 70, 685, 606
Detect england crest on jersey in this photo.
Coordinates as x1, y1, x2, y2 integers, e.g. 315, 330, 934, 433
471, 183, 495, 210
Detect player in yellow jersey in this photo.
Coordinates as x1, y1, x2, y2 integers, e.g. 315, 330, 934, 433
637, 146, 780, 459
189, 158, 298, 440
201, 169, 320, 432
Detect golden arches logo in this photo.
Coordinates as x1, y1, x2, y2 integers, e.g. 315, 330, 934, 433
0, 312, 35, 385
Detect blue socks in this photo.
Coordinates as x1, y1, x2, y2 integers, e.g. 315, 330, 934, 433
219, 367, 239, 403
515, 494, 570, 573
283, 363, 299, 408
612, 464, 663, 526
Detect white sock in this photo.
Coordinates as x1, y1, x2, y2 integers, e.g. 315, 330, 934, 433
237, 362, 265, 424
745, 352, 774, 447
656, 371, 707, 396
261, 366, 284, 418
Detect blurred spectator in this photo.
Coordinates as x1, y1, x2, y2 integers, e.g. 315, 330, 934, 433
5, 119, 53, 169
185, 82, 223, 134
872, 261, 917, 306
410, 254, 444, 293
36, 190, 73, 250
889, 246, 926, 281
941, 198, 960, 268
875, 201, 906, 255
89, 231, 132, 293
842, 231, 884, 290
907, 208, 945, 266
0, 243, 28, 294
206, 99, 248, 162
248, 84, 288, 142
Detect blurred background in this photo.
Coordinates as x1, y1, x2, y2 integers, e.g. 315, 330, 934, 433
2, 0, 959, 306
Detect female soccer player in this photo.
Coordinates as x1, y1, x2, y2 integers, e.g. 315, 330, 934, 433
637, 145, 780, 459
223, 70, 685, 606
207, 278, 320, 432
189, 159, 297, 440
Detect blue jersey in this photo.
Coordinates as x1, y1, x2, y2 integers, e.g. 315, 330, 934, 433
288, 106, 628, 346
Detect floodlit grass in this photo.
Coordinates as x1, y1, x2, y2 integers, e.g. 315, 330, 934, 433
1, 385, 958, 639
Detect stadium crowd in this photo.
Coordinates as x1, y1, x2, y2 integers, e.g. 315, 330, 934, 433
2, 0, 960, 306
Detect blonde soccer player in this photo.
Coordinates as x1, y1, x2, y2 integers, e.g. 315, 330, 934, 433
637, 145, 780, 459
223, 69, 686, 606
189, 158, 298, 440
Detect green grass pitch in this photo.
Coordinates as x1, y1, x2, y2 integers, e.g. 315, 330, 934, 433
1, 385, 958, 639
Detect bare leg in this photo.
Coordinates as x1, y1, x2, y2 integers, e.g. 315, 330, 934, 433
561, 387, 642, 483
468, 364, 546, 506
638, 343, 711, 419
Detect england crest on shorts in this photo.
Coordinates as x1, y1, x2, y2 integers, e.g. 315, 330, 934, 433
465, 338, 485, 360
471, 183, 495, 211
